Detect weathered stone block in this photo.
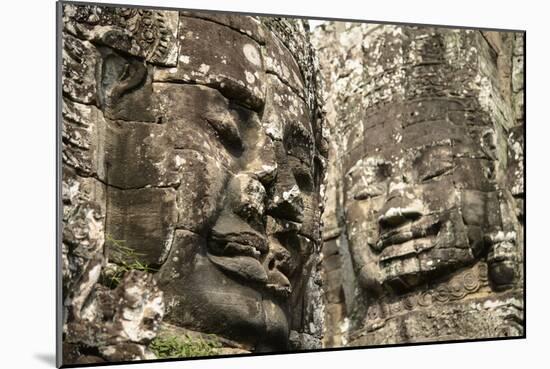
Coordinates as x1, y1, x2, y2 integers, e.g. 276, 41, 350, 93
182, 10, 266, 44
62, 99, 106, 178
262, 30, 305, 97
62, 33, 100, 104
106, 187, 177, 265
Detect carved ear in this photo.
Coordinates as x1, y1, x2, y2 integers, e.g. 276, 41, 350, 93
96, 48, 155, 122
98, 51, 146, 105
486, 231, 518, 291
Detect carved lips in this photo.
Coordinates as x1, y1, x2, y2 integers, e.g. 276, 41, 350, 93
376, 215, 442, 264
207, 227, 293, 297
207, 228, 268, 281
208, 253, 268, 283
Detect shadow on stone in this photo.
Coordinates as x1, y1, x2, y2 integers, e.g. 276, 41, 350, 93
34, 353, 56, 366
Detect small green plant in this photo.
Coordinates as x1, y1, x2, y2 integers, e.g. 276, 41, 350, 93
149, 334, 221, 358
104, 234, 158, 288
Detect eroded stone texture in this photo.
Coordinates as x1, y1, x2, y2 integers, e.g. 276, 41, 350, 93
62, 167, 164, 364
61, 3, 327, 364
313, 23, 524, 346
154, 16, 266, 111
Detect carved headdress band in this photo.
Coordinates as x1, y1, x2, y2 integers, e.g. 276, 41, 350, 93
63, 4, 179, 66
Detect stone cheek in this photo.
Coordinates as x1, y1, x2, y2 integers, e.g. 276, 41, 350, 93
106, 188, 177, 266
102, 121, 180, 189
174, 149, 228, 233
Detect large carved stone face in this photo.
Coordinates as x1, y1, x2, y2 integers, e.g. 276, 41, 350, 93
151, 81, 319, 350
153, 83, 299, 350
344, 102, 501, 294
62, 6, 323, 351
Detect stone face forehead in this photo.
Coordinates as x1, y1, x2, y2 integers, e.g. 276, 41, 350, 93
339, 98, 495, 175
154, 15, 266, 111
62, 3, 327, 156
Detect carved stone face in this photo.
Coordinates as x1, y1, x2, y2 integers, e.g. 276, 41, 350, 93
151, 77, 318, 351
151, 80, 315, 350
62, 6, 322, 351
344, 102, 502, 294
153, 83, 295, 350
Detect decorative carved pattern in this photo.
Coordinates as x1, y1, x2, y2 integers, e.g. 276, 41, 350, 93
365, 263, 491, 332
63, 4, 179, 66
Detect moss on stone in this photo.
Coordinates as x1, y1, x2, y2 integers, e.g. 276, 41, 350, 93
149, 334, 221, 358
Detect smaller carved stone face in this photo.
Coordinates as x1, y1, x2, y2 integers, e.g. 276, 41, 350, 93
344, 105, 502, 294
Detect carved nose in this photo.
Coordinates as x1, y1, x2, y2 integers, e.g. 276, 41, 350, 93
243, 133, 278, 186
268, 184, 304, 223
227, 174, 267, 226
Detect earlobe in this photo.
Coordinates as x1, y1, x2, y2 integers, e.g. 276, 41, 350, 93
486, 231, 518, 291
